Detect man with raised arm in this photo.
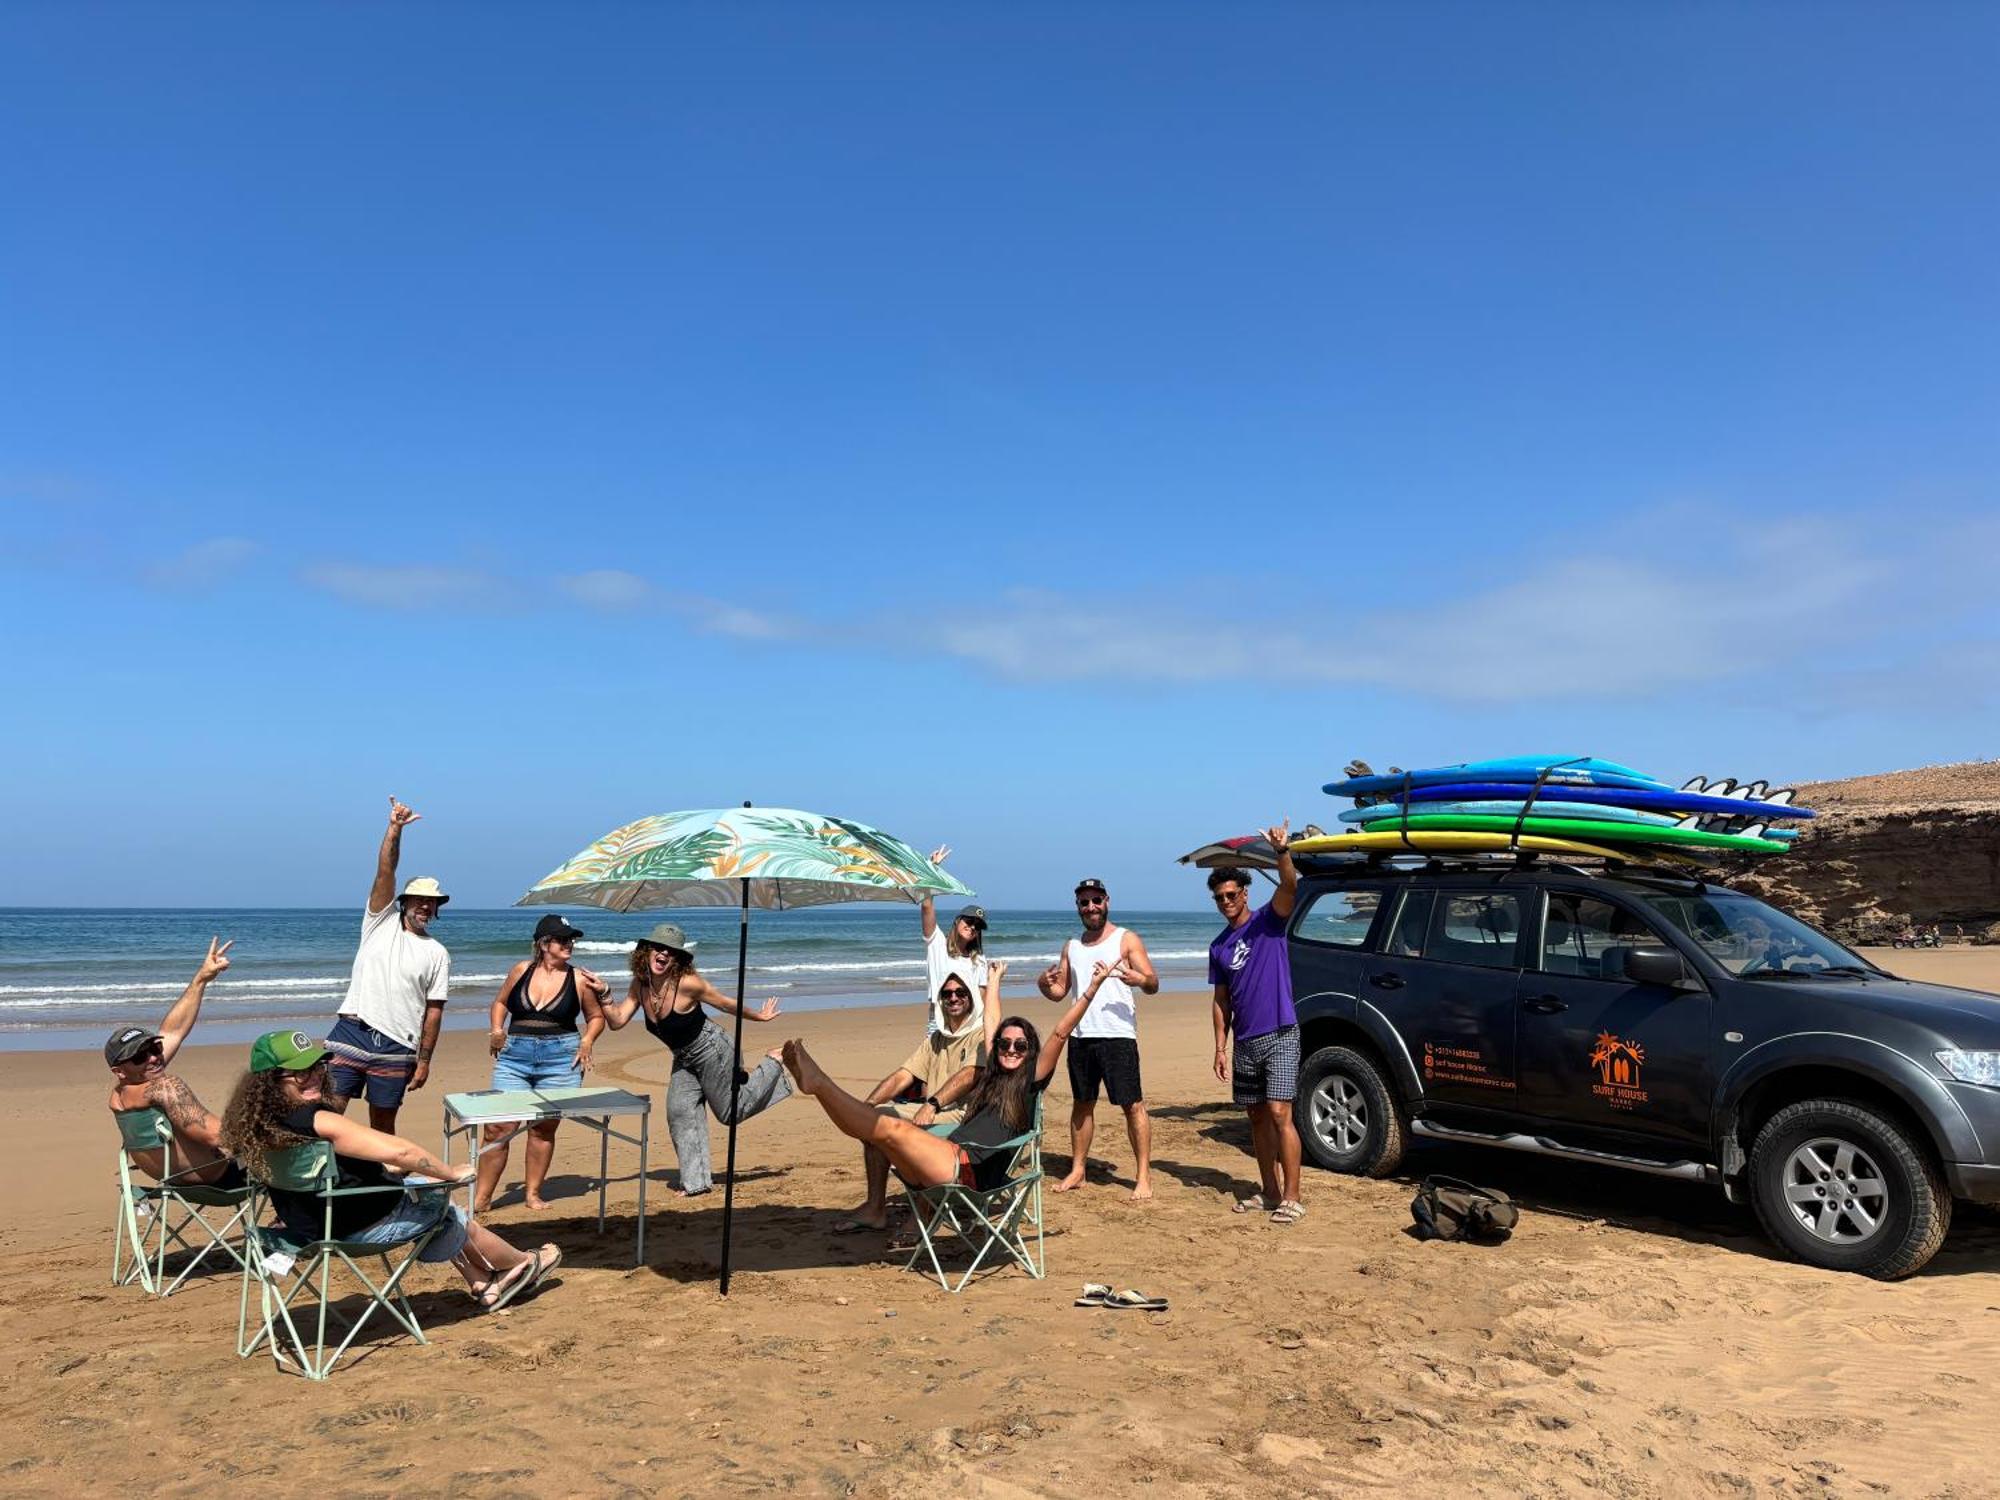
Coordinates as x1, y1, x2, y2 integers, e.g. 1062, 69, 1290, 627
106, 937, 240, 1184
325, 796, 451, 1133
1038, 878, 1159, 1200
1207, 821, 1305, 1225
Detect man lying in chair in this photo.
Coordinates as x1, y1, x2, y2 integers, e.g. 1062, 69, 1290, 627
106, 937, 242, 1187
835, 969, 994, 1234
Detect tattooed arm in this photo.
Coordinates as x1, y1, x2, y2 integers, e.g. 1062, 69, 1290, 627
145, 1074, 224, 1150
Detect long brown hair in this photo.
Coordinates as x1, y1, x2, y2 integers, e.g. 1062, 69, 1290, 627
220, 1068, 316, 1182
959, 1015, 1043, 1134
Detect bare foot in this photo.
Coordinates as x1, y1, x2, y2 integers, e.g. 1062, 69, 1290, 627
782, 1039, 830, 1096
524, 1193, 551, 1211
472, 1198, 493, 1216
1130, 1181, 1154, 1201
676, 1186, 711, 1198
1052, 1173, 1085, 1193
766, 1044, 785, 1062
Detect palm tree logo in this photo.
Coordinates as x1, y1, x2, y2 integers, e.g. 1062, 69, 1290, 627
1590, 1031, 1645, 1087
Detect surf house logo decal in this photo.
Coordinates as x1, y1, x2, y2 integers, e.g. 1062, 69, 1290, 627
1590, 1031, 1648, 1109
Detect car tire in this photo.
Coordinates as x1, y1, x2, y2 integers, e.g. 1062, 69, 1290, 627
1747, 1098, 1951, 1280
1295, 1044, 1406, 1177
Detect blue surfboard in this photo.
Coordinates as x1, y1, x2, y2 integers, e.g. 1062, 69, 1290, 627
1341, 799, 1680, 828
1341, 780, 1814, 821
1327, 757, 1672, 798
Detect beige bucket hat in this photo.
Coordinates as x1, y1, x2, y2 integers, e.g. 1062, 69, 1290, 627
398, 876, 450, 906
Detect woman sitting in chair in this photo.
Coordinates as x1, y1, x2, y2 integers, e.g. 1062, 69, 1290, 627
222, 1030, 563, 1311
781, 958, 1107, 1195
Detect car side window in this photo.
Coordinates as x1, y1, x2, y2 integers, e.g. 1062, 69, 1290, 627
1384, 889, 1434, 956
1540, 894, 1668, 980
1293, 888, 1383, 949
1422, 893, 1522, 970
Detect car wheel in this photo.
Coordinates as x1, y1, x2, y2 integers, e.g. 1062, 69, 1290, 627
1747, 1098, 1951, 1280
1295, 1044, 1406, 1177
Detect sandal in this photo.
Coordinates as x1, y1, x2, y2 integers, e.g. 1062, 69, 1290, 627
516, 1244, 562, 1303
1102, 1288, 1169, 1311
1232, 1194, 1274, 1214
1075, 1283, 1112, 1307
481, 1254, 538, 1311
1269, 1200, 1306, 1226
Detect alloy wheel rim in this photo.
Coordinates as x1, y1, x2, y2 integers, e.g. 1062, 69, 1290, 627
1310, 1075, 1369, 1156
1781, 1135, 1889, 1245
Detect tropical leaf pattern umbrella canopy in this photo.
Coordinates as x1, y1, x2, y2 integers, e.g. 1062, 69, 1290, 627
519, 807, 974, 913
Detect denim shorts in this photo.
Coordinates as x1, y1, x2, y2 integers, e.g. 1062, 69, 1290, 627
492, 1032, 582, 1092
326, 1015, 417, 1109
348, 1186, 469, 1263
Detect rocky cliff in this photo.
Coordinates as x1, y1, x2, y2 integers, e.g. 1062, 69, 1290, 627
1728, 761, 2000, 943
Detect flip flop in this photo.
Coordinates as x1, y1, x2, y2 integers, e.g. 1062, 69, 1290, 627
1103, 1288, 1169, 1311
482, 1254, 538, 1311
515, 1244, 563, 1304
1075, 1283, 1112, 1307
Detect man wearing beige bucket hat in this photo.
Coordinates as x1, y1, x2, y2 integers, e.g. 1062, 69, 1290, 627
325, 796, 452, 1133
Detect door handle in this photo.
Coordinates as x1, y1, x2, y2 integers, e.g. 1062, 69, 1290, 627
1369, 973, 1405, 991
1521, 994, 1568, 1014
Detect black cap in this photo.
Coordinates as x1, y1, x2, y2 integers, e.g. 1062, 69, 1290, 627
104, 1025, 162, 1067
1074, 878, 1107, 897
534, 914, 585, 943
956, 905, 988, 930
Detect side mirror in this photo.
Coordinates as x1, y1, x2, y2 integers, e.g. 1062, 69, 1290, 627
1625, 946, 1690, 988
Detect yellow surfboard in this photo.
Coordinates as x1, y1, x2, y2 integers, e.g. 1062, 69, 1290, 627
1291, 830, 1702, 868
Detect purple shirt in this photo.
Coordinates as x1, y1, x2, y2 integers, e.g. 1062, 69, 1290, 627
1208, 901, 1295, 1042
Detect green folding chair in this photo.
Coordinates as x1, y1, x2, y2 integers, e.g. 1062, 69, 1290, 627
111, 1106, 251, 1297
900, 1100, 1045, 1292
238, 1140, 455, 1380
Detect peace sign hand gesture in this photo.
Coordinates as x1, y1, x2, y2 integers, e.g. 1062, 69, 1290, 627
196, 937, 234, 983
928, 845, 952, 867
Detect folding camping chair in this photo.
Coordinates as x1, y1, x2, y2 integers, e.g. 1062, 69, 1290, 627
111, 1106, 251, 1297
238, 1140, 455, 1380
900, 1101, 1045, 1292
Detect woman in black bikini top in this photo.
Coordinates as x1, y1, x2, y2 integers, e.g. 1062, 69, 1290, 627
473, 914, 610, 1213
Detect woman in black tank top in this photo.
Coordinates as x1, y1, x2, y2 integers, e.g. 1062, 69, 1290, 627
598, 923, 794, 1197
472, 915, 610, 1213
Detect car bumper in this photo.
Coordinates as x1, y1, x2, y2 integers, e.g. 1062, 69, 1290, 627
1945, 1162, 2000, 1203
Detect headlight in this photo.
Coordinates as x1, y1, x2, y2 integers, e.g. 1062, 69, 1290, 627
1936, 1050, 2000, 1087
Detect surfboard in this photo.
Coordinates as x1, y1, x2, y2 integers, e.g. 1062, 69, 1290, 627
1351, 813, 1788, 854
1292, 831, 1703, 867
1340, 780, 1814, 821
1327, 757, 1672, 798
1341, 799, 1679, 828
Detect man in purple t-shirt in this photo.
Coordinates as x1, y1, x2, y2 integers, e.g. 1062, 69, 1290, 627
1207, 821, 1304, 1225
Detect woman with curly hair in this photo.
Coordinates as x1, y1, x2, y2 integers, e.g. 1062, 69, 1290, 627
222, 1029, 562, 1311
780, 957, 1103, 1196
597, 922, 792, 1196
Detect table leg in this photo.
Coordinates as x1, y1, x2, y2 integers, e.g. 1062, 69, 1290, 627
637, 1112, 648, 1267
597, 1117, 608, 1235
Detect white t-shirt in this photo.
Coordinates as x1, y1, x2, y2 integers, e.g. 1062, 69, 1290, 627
336, 903, 450, 1050
924, 926, 988, 1037
1067, 925, 1137, 1040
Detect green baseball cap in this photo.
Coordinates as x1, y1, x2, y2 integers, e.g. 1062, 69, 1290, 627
250, 1028, 329, 1073
640, 922, 696, 955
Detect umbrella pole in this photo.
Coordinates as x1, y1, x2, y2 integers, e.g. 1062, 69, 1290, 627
718, 870, 751, 1296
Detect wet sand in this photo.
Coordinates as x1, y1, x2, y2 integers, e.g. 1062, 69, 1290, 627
4, 949, 1999, 1497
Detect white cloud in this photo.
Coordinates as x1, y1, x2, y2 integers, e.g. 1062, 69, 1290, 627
144, 537, 259, 591
678, 595, 796, 641
301, 562, 497, 611
559, 570, 655, 611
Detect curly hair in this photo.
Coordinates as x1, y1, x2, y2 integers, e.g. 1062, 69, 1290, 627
220, 1067, 315, 1182
626, 941, 693, 1003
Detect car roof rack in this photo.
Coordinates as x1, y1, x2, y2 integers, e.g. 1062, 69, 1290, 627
1291, 846, 1712, 890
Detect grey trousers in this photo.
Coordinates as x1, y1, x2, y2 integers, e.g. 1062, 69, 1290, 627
667, 1019, 793, 1194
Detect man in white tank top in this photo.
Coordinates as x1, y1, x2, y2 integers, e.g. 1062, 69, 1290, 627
1037, 878, 1159, 1199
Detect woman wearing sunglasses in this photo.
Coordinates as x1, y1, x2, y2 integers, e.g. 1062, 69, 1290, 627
597, 922, 792, 1197
223, 1031, 562, 1311
781, 955, 1110, 1197
472, 914, 610, 1213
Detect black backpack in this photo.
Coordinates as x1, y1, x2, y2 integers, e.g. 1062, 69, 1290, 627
1410, 1174, 1519, 1242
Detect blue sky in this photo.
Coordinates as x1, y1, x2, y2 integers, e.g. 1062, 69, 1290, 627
2, 3, 1995, 908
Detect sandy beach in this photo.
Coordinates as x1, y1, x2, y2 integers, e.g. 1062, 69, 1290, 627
6, 949, 2000, 1497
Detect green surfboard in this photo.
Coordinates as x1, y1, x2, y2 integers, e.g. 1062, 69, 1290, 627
1358, 813, 1787, 854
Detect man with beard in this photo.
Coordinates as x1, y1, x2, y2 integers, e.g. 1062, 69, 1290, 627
325, 796, 451, 1133
1038, 878, 1158, 1200
106, 936, 240, 1185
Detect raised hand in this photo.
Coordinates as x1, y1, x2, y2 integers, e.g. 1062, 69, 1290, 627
196, 936, 234, 983
753, 997, 782, 1022
928, 844, 952, 866
1263, 818, 1292, 852
388, 796, 423, 828
987, 958, 1009, 982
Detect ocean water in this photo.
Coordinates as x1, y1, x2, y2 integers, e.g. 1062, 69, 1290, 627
0, 906, 1224, 1052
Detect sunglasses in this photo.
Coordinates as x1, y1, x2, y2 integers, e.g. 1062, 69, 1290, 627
939, 987, 972, 1001
128, 1041, 165, 1064
995, 1036, 1031, 1056
545, 935, 576, 947
1076, 894, 1107, 907
1211, 889, 1244, 903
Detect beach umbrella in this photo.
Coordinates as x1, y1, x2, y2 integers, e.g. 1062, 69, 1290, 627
518, 804, 973, 1294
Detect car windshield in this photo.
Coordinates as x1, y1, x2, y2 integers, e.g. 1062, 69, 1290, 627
1636, 889, 1868, 977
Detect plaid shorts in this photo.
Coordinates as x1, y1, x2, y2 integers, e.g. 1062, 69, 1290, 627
1232, 1024, 1301, 1105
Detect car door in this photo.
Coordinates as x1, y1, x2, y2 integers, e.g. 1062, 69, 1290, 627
1363, 887, 1524, 1114
1515, 889, 1713, 1147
